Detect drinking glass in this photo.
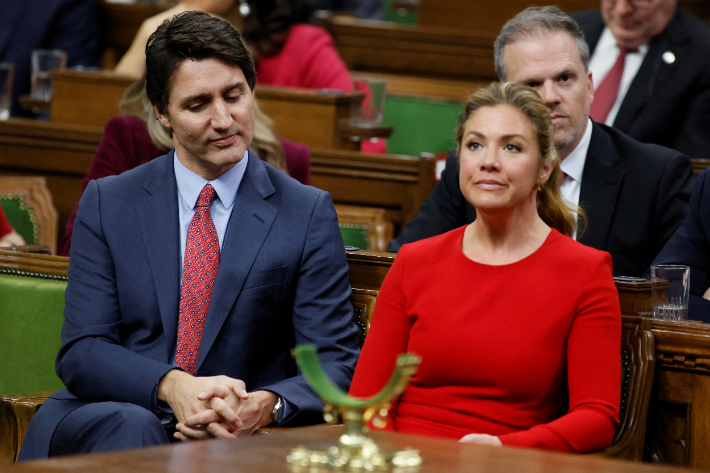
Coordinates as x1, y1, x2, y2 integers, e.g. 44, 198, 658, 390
651, 264, 690, 321
31, 49, 67, 101
351, 78, 386, 127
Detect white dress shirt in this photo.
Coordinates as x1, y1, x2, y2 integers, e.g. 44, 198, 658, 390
559, 118, 593, 240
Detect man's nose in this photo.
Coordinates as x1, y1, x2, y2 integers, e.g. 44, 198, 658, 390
539, 82, 561, 106
613, 0, 635, 16
211, 100, 233, 129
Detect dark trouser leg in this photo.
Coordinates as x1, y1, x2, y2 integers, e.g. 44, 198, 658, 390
49, 401, 170, 457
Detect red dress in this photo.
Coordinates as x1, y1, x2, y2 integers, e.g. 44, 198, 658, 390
349, 226, 621, 453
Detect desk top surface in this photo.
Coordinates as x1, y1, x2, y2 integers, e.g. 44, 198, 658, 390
7, 425, 698, 473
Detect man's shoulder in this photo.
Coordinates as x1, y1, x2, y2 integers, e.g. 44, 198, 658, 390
593, 122, 686, 167
670, 7, 710, 46
95, 152, 172, 195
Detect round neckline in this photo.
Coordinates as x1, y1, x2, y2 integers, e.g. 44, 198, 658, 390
457, 226, 557, 268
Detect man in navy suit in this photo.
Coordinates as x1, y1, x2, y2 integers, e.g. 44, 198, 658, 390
649, 169, 710, 323
573, 0, 710, 162
19, 11, 359, 459
389, 6, 692, 278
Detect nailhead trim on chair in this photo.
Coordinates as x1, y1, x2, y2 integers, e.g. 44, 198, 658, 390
0, 267, 68, 281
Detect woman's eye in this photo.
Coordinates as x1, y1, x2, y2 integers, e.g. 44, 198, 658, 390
467, 142, 481, 150
506, 144, 521, 152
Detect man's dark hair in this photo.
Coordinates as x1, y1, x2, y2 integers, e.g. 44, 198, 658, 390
145, 11, 257, 113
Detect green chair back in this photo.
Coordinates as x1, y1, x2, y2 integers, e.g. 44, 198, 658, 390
0, 196, 38, 245
383, 0, 417, 24
0, 270, 66, 395
381, 94, 462, 156
340, 223, 371, 250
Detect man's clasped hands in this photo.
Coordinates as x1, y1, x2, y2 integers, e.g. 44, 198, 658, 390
157, 370, 278, 441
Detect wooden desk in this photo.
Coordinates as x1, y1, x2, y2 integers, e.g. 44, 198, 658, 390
317, 14, 497, 82
310, 148, 436, 234
3, 425, 694, 473
48, 70, 374, 151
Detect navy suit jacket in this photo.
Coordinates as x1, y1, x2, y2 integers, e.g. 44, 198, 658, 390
0, 0, 101, 117
649, 169, 710, 323
573, 6, 710, 161
389, 122, 692, 278
19, 150, 360, 459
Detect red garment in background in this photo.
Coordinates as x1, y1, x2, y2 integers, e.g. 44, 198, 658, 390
349, 227, 621, 453
0, 206, 13, 237
256, 24, 354, 92
58, 116, 311, 256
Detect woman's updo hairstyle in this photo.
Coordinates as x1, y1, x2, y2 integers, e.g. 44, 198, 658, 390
454, 82, 583, 237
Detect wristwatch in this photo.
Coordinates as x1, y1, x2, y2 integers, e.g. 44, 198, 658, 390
271, 395, 284, 425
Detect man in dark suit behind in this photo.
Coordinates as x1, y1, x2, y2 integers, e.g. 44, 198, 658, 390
0, 0, 101, 117
648, 168, 710, 322
389, 6, 692, 279
19, 11, 359, 460
573, 0, 710, 162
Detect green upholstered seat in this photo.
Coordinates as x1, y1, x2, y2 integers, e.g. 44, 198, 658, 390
0, 271, 66, 395
381, 94, 462, 157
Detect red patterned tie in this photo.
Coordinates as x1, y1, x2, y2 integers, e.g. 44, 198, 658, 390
175, 184, 220, 375
590, 47, 628, 123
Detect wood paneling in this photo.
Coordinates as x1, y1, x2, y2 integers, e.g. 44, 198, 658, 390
0, 119, 102, 247
317, 14, 498, 82
310, 147, 435, 235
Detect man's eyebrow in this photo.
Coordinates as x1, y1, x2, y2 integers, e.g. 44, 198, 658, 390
178, 81, 247, 107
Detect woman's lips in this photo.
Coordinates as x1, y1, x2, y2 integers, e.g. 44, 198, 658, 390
475, 180, 505, 190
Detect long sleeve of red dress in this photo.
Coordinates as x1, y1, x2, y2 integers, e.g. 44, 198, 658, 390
349, 226, 621, 453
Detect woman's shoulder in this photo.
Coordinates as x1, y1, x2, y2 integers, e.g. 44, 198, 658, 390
287, 24, 333, 43
399, 226, 466, 259
545, 229, 613, 267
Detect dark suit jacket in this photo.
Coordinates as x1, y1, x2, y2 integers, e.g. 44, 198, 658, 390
19, 150, 360, 459
389, 122, 692, 277
0, 0, 101, 117
573, 6, 710, 161
649, 169, 710, 322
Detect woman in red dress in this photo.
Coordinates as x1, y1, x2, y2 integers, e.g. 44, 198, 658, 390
349, 82, 621, 453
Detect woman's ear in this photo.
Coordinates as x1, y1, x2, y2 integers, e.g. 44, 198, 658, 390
538, 159, 555, 186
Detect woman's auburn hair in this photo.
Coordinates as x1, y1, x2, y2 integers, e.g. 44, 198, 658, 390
455, 81, 584, 238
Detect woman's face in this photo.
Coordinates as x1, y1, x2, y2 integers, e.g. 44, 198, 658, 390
459, 104, 553, 214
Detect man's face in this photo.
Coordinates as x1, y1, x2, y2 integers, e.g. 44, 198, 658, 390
156, 57, 255, 181
503, 31, 594, 160
602, 0, 677, 49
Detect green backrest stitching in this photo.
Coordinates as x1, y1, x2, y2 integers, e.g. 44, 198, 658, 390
0, 194, 39, 244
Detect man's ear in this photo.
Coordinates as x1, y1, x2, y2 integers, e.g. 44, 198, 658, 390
155, 105, 172, 130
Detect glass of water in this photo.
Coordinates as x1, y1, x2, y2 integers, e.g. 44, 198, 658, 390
651, 264, 690, 321
31, 49, 67, 102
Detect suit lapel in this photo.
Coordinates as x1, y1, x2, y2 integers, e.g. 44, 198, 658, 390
135, 153, 181, 358
578, 123, 625, 251
613, 6, 686, 132
196, 153, 277, 370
